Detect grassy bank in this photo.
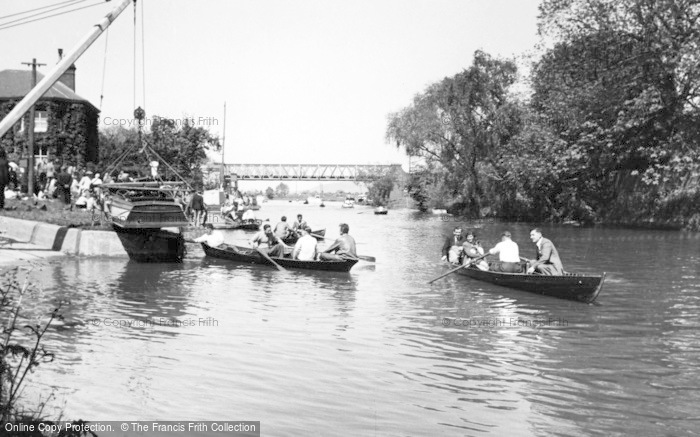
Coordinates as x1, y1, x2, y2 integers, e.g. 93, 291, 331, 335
0, 197, 110, 229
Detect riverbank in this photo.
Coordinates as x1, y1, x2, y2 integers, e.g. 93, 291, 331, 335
0, 215, 128, 267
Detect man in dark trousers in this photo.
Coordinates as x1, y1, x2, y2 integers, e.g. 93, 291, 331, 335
0, 148, 9, 209
56, 165, 73, 205
441, 227, 464, 264
527, 228, 564, 275
188, 189, 205, 227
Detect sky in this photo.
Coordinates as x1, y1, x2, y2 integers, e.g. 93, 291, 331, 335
1, 0, 542, 175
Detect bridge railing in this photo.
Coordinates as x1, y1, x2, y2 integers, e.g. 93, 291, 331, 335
204, 163, 403, 181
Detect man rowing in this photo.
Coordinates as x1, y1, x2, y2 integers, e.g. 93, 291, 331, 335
319, 223, 357, 261
250, 224, 287, 257
487, 231, 521, 273
526, 228, 564, 275
462, 232, 488, 270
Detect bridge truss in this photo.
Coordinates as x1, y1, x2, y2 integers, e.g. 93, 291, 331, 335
208, 163, 403, 181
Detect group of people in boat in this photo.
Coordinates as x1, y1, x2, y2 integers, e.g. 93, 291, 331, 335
195, 215, 358, 262
220, 193, 259, 221
442, 227, 564, 275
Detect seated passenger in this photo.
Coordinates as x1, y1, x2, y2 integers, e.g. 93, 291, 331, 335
292, 227, 317, 261
526, 228, 564, 275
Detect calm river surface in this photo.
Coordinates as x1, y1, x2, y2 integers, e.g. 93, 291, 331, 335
17, 200, 700, 436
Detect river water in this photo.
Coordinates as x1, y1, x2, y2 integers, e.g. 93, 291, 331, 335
14, 200, 700, 436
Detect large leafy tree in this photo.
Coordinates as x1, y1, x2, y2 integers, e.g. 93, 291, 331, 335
386, 51, 519, 216
98, 117, 220, 188
534, 0, 700, 199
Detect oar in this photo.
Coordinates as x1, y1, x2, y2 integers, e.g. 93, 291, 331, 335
256, 247, 286, 271
310, 233, 376, 262
427, 253, 488, 285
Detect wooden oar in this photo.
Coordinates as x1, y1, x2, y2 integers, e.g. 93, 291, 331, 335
427, 253, 488, 285
310, 233, 376, 262
256, 247, 286, 271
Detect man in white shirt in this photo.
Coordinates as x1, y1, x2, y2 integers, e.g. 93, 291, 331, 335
488, 231, 522, 273
79, 170, 93, 194
292, 227, 317, 261
194, 224, 225, 247
241, 208, 256, 222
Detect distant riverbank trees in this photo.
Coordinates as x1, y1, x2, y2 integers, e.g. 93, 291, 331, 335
389, 0, 700, 229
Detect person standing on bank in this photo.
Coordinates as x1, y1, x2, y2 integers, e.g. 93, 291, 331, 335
0, 148, 9, 209
55, 166, 70, 205
189, 189, 205, 227
441, 227, 464, 264
527, 228, 564, 275
488, 231, 521, 273
320, 223, 357, 261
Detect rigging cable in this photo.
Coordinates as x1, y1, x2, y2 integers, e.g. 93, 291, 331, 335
133, 0, 137, 113
0, 0, 85, 24
0, 0, 103, 32
99, 27, 109, 111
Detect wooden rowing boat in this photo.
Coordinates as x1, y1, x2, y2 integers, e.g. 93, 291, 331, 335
201, 242, 358, 272
281, 229, 326, 245
455, 265, 605, 303
211, 219, 263, 230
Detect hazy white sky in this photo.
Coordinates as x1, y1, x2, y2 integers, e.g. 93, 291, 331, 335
1, 0, 541, 169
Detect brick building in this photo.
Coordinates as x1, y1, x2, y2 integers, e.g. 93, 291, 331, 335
0, 63, 99, 165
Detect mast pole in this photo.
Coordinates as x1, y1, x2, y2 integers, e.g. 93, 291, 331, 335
0, 0, 133, 137
221, 101, 226, 189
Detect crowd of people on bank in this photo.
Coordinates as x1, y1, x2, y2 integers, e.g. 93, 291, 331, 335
0, 151, 118, 212
441, 227, 564, 275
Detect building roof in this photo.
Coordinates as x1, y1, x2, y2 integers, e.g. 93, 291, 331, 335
0, 69, 97, 111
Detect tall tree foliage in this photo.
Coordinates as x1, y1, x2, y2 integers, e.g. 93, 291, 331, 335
98, 117, 220, 188
534, 0, 700, 194
386, 51, 518, 216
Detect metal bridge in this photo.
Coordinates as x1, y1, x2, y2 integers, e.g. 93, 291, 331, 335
205, 163, 404, 181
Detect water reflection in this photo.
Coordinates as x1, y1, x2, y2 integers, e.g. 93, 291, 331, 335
15, 204, 700, 435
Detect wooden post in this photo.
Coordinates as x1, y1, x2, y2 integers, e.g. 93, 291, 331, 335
21, 58, 46, 196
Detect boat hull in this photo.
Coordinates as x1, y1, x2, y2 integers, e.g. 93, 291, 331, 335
113, 225, 185, 262
202, 243, 356, 272
455, 266, 605, 303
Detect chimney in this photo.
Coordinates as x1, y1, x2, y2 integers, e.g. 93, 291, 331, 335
56, 48, 76, 91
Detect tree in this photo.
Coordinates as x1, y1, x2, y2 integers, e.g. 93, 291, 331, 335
275, 182, 289, 198
387, 51, 519, 216
534, 0, 700, 208
97, 116, 220, 189
367, 175, 394, 206
265, 187, 274, 199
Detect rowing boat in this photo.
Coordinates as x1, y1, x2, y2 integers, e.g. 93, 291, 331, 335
211, 218, 263, 230
201, 242, 357, 272
455, 265, 605, 303
281, 229, 326, 245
